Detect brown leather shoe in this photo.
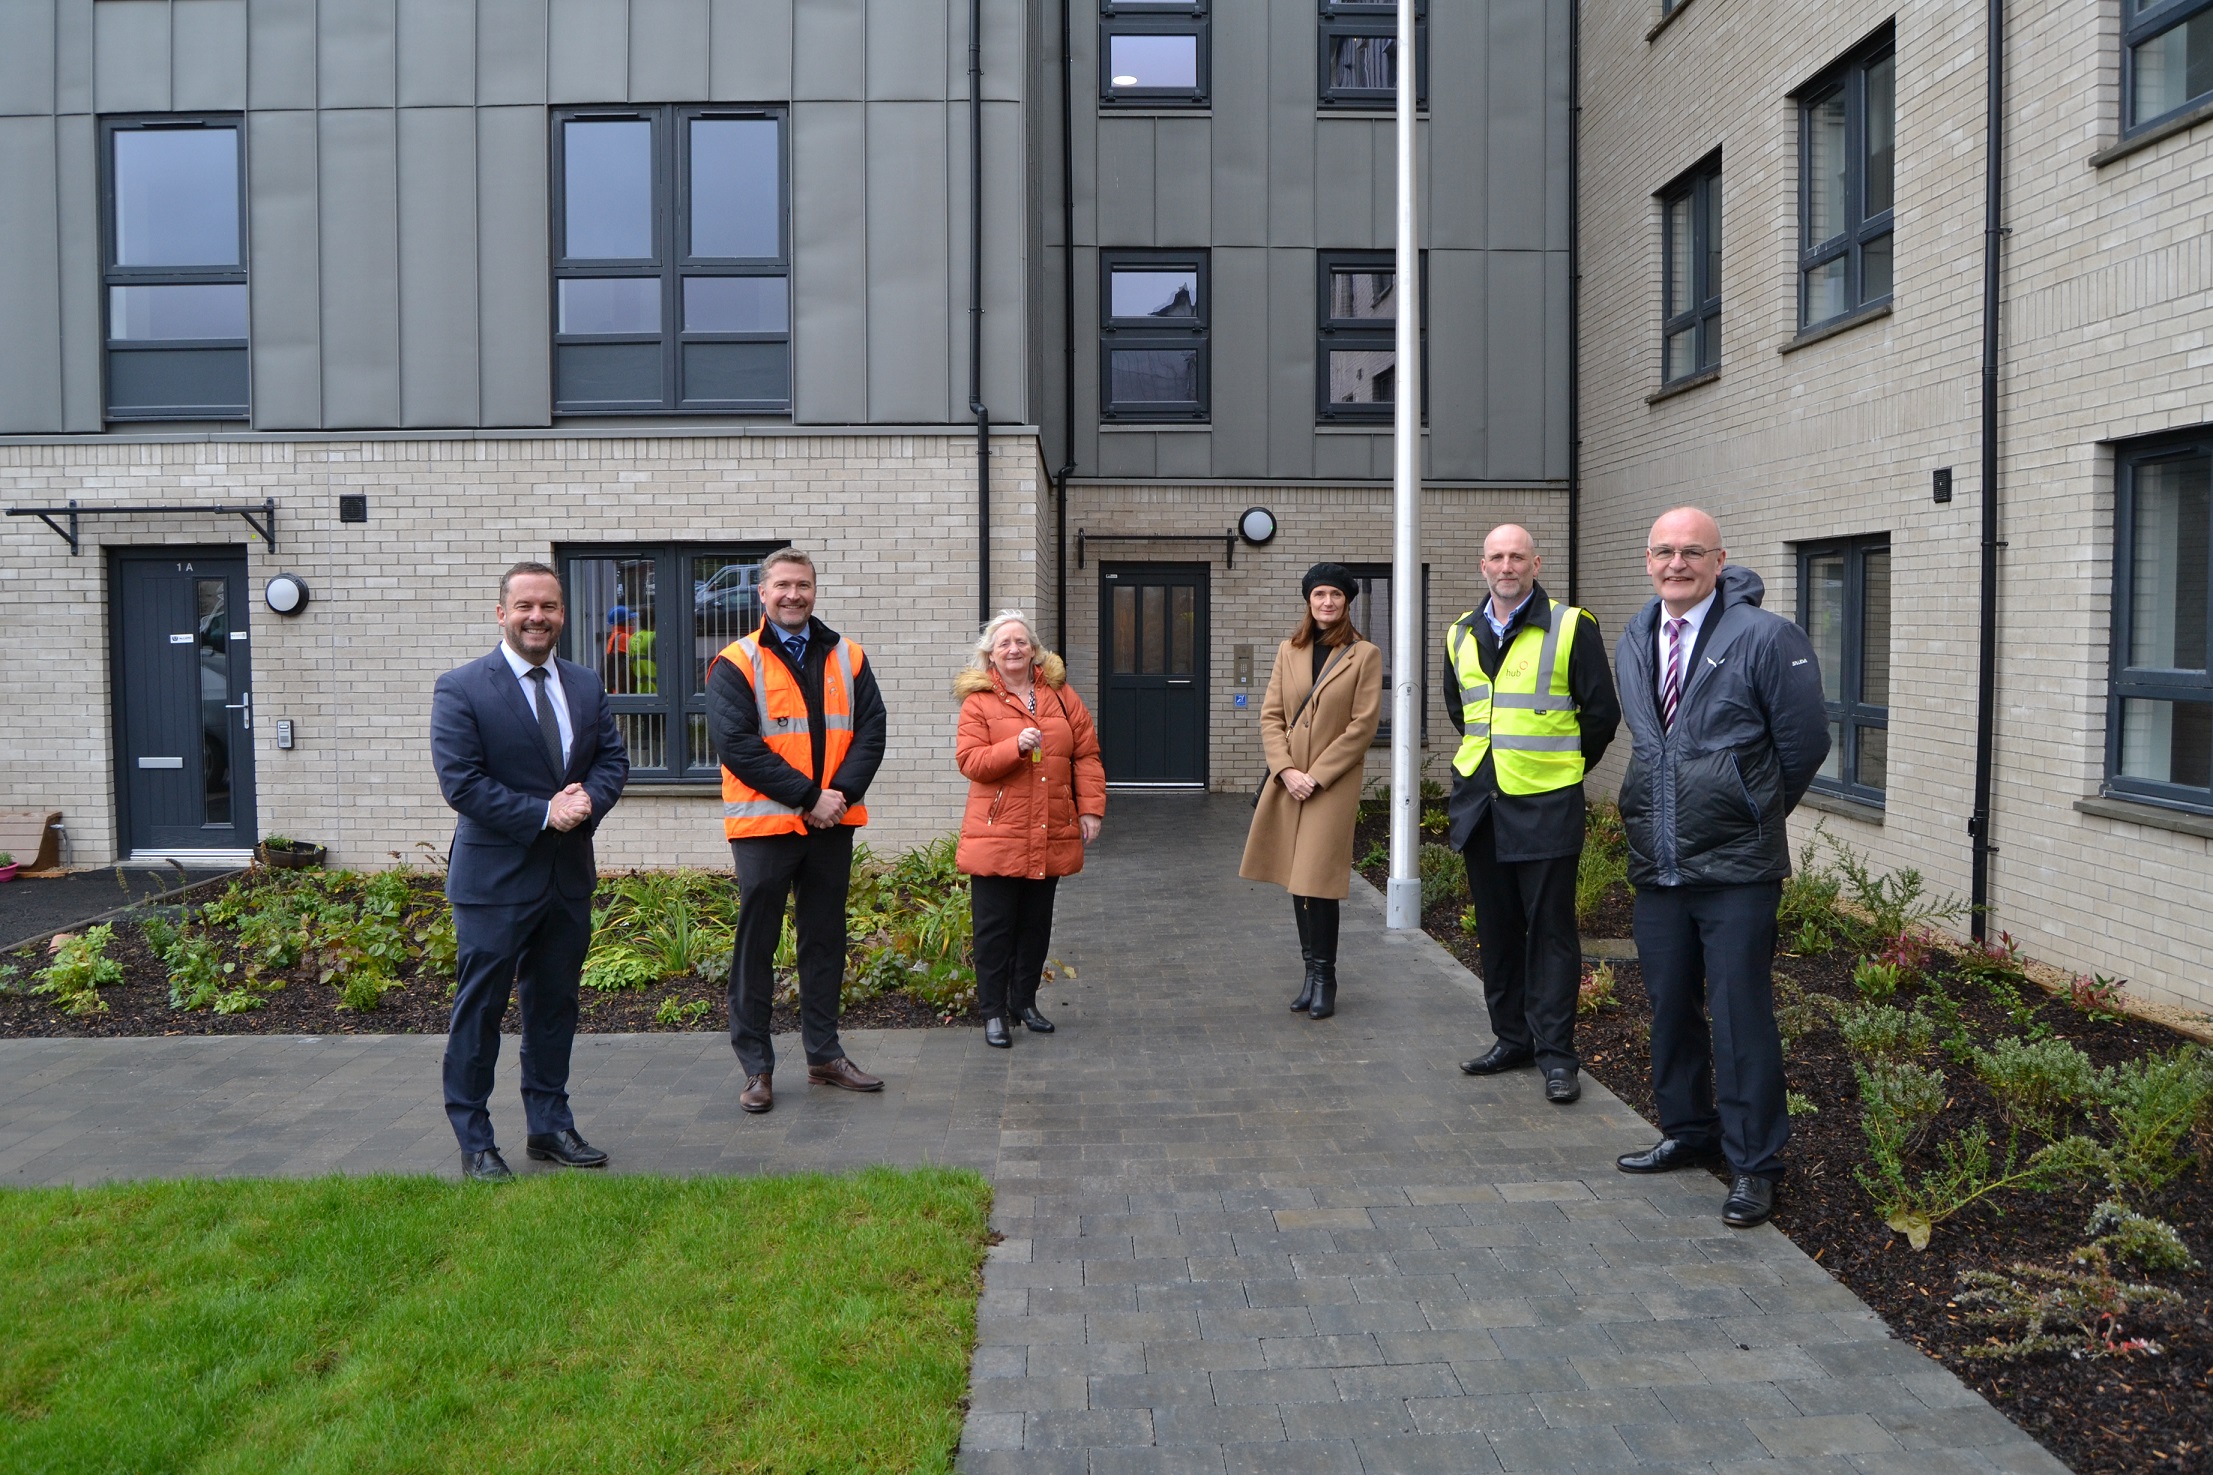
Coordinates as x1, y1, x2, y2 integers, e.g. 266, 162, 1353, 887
807, 1057, 884, 1092
740, 1073, 773, 1113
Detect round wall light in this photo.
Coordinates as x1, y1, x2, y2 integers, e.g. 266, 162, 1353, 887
264, 573, 311, 616
1238, 506, 1278, 546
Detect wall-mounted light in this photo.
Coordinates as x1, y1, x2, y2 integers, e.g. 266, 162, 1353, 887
1239, 506, 1278, 546
264, 573, 310, 616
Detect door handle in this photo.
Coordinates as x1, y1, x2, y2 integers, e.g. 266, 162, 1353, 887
1165, 678, 1194, 686
225, 691, 252, 730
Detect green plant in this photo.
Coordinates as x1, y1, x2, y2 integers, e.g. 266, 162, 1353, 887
0, 962, 20, 993
1787, 1090, 1818, 1117
1858, 1119, 2100, 1251
2082, 1201, 2197, 1273
1855, 1059, 1949, 1154
1420, 808, 1449, 837
654, 995, 712, 1027
1576, 962, 1618, 1017
1830, 840, 1969, 950
1956, 1249, 2180, 1359
1357, 838, 1388, 870
583, 870, 740, 992
34, 926, 125, 1016
1834, 1002, 1935, 1063
1972, 1035, 2102, 1141
1418, 843, 1467, 910
1774, 975, 1836, 1053
2094, 1045, 2213, 1197
1777, 824, 1847, 950
0, 851, 13, 866
2069, 972, 2128, 1022
1952, 930, 2028, 989
162, 933, 234, 1012
138, 914, 179, 956
1851, 957, 1902, 1002
1457, 904, 1478, 936
1575, 803, 1628, 928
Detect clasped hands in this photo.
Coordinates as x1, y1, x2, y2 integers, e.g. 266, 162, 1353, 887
1278, 768, 1320, 802
548, 783, 594, 832
806, 788, 850, 828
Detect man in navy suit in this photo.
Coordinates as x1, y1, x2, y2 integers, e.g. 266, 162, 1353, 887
431, 561, 629, 1182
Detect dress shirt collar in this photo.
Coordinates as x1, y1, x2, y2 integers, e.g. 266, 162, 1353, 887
1482, 589, 1536, 642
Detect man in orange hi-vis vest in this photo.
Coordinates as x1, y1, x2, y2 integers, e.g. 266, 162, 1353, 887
706, 547, 889, 1115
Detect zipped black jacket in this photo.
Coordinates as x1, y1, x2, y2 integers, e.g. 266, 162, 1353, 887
706, 616, 888, 815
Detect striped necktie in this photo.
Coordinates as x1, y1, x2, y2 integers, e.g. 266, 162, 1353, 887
1662, 617, 1688, 730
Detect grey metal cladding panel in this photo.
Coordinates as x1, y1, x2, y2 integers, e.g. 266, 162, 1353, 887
398, 107, 480, 426
630, 0, 710, 101
173, 0, 248, 110
870, 0, 946, 103
1206, 246, 1265, 476
94, 1, 171, 114
864, 101, 949, 422
1263, 0, 1311, 249
57, 113, 102, 431
318, 108, 402, 428
1071, 245, 1097, 471
1094, 118, 1154, 246
0, 3, 55, 116
1543, 0, 1570, 246
976, 0, 1025, 104
478, 0, 550, 106
549, 0, 630, 104
476, 105, 551, 425
1542, 248, 1567, 477
1264, 246, 1312, 479
1425, 246, 1483, 478
1485, 0, 1546, 251
1153, 119, 1209, 244
789, 102, 867, 422
1209, 0, 1266, 247
398, 0, 477, 106
319, 0, 398, 108
1312, 120, 1377, 251
1156, 431, 1208, 479
791, 0, 861, 101
708, 0, 792, 101
1424, 0, 1486, 251
1095, 434, 1154, 478
249, 0, 319, 110
981, 98, 1026, 418
56, 0, 92, 115
1314, 433, 1366, 482
0, 116, 62, 432
247, 110, 321, 427
1484, 251, 1546, 480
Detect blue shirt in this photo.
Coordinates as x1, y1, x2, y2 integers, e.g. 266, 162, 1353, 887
1482, 590, 1535, 644
767, 621, 808, 664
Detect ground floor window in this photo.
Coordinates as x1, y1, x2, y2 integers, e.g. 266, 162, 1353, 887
1797, 534, 1890, 803
2111, 433, 2213, 810
1346, 562, 1426, 746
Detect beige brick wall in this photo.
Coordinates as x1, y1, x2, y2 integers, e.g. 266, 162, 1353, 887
1581, 0, 2213, 1014
0, 430, 1047, 871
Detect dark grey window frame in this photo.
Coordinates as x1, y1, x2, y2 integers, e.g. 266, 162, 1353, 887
1314, 249, 1426, 423
2107, 431, 2213, 814
1317, 0, 1428, 109
550, 104, 791, 416
100, 115, 249, 422
1794, 29, 1894, 331
1658, 152, 1721, 385
557, 541, 783, 783
1796, 534, 1890, 806
2124, 0, 2213, 133
1099, 249, 1210, 422
1346, 561, 1427, 746
1099, 0, 1211, 108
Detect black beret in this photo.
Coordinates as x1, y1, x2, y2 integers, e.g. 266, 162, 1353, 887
1302, 563, 1359, 599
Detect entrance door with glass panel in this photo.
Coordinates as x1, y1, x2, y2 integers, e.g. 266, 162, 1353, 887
112, 549, 256, 857
1098, 563, 1209, 785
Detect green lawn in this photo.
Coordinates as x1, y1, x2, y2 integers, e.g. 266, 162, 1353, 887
0, 1168, 991, 1474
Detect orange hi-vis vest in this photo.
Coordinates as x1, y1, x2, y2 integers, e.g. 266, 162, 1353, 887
714, 630, 871, 839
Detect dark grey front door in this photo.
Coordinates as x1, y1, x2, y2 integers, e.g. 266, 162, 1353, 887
113, 549, 257, 853
1098, 563, 1208, 785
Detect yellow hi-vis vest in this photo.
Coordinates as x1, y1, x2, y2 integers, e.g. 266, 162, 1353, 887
1446, 600, 1590, 795
712, 631, 870, 839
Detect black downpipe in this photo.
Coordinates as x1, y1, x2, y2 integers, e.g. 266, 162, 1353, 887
970, 0, 991, 626
1565, 0, 1582, 606
1055, 0, 1077, 651
1969, 0, 2005, 941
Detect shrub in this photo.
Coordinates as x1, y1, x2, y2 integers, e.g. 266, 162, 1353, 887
1787, 1090, 1818, 1117
35, 926, 126, 1015
1972, 1036, 2101, 1141
163, 932, 235, 1012
1855, 1060, 1948, 1154
2082, 1201, 2197, 1274
2095, 1046, 2213, 1197
1957, 1250, 2180, 1359
584, 871, 739, 992
1831, 841, 1969, 950
1774, 975, 1835, 1053
2068, 972, 2127, 1022
1858, 1120, 2100, 1251
1834, 1002, 1935, 1064
1851, 958, 1902, 1003
1418, 843, 1467, 910
1777, 824, 1847, 952
1576, 962, 1618, 1017
1575, 803, 1627, 927
654, 995, 712, 1027
1952, 930, 2028, 989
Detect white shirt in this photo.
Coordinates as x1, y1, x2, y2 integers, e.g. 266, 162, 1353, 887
499, 643, 572, 829
1655, 588, 1719, 701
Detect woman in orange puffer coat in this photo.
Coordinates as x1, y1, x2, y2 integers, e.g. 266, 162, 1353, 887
956, 610, 1107, 1049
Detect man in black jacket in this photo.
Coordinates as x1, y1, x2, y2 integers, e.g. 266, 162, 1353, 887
1613, 508, 1829, 1228
1446, 525, 1620, 1104
705, 549, 888, 1114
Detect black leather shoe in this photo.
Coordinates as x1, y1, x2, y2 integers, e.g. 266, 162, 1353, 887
1543, 1068, 1581, 1104
1020, 1006, 1055, 1033
985, 1016, 1012, 1048
1290, 958, 1321, 1013
1308, 965, 1337, 1020
1722, 1174, 1778, 1228
1615, 1137, 1725, 1174
1459, 1043, 1536, 1076
526, 1129, 608, 1168
461, 1148, 512, 1183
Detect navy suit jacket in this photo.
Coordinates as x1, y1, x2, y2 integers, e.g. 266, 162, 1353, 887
431, 648, 629, 907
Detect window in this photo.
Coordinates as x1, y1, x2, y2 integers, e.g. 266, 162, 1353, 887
1796, 30, 1894, 330
552, 106, 789, 415
1797, 536, 1891, 803
1346, 563, 1427, 745
559, 544, 781, 781
1659, 154, 1721, 384
1317, 0, 1427, 109
1101, 0, 1209, 108
1316, 250, 1424, 422
102, 117, 248, 421
1099, 251, 1208, 421
2126, 0, 2213, 130
2109, 434, 2213, 812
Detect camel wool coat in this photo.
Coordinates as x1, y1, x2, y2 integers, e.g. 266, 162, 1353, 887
1238, 637, 1383, 899
954, 653, 1107, 879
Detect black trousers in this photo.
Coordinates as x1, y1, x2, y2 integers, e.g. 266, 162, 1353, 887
1461, 814, 1582, 1069
728, 827, 853, 1078
971, 875, 1060, 1020
443, 890, 590, 1154
1633, 882, 1789, 1180
1291, 895, 1339, 963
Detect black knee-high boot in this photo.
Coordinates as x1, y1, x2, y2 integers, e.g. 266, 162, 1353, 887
1305, 897, 1340, 1019
1290, 896, 1319, 1012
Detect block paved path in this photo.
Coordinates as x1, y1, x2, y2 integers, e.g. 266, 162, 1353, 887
0, 795, 2064, 1475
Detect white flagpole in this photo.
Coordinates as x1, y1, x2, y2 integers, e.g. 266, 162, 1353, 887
1384, 0, 1422, 931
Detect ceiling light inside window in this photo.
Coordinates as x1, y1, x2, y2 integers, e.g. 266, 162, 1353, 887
1113, 75, 1138, 86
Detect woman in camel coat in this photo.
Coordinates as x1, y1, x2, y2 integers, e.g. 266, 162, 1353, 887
1239, 563, 1383, 1020
956, 610, 1106, 1048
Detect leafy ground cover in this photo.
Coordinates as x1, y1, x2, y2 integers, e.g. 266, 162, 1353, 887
1363, 799, 2213, 1474
0, 1167, 990, 1474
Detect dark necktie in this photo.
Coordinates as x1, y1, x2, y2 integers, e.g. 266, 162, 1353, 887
783, 632, 806, 665
526, 666, 565, 776
1662, 618, 1687, 730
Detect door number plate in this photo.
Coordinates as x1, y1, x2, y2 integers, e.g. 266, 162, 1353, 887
137, 756, 185, 769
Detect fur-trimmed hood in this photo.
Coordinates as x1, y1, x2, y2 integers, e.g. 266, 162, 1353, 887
955, 651, 1067, 699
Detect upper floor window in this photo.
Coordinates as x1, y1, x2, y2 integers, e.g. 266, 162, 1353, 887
553, 106, 789, 415
2109, 433, 2213, 813
1796, 30, 1893, 331
2125, 0, 2213, 131
1659, 153, 1721, 384
102, 117, 248, 422
1317, 0, 1427, 109
1316, 250, 1424, 422
1100, 251, 1209, 421
1101, 0, 1209, 108
1798, 535, 1891, 804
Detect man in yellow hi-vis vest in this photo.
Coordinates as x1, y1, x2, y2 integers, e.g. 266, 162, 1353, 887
1447, 525, 1620, 1105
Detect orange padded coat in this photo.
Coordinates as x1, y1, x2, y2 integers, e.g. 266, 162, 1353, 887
954, 653, 1107, 880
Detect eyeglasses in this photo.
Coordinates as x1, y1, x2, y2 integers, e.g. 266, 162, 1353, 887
1645, 545, 1715, 564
